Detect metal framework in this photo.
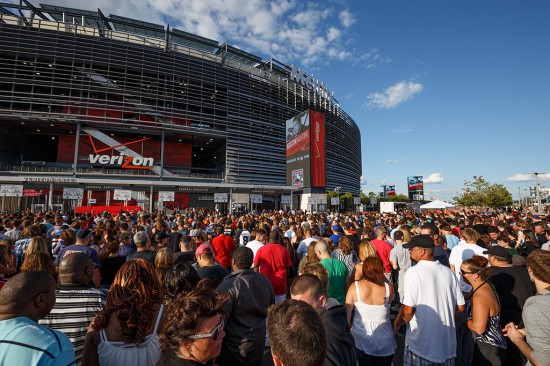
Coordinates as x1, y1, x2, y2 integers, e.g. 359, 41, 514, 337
0, 3, 361, 194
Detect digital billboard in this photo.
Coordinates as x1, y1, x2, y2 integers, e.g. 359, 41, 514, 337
286, 110, 326, 188
407, 176, 424, 201
386, 185, 396, 195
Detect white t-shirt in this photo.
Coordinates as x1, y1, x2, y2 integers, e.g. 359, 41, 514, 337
296, 237, 316, 257
285, 229, 296, 240
448, 243, 488, 292
239, 230, 251, 246
246, 240, 264, 267
402, 260, 465, 363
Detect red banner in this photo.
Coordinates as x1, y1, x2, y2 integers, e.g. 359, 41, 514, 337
310, 111, 326, 187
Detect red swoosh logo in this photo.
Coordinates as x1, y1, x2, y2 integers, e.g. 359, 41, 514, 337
88, 134, 150, 154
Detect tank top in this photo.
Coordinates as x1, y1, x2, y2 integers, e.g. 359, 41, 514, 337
466, 282, 507, 349
351, 281, 396, 356
97, 304, 164, 366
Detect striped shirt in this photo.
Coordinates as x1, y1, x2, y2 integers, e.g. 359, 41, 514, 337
39, 285, 107, 366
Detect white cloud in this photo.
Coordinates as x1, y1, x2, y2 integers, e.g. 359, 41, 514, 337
339, 9, 356, 28
507, 173, 550, 182
385, 159, 399, 164
380, 179, 388, 185
388, 128, 413, 133
360, 176, 368, 185
27, 0, 365, 69
356, 48, 391, 69
365, 81, 423, 109
425, 189, 449, 194
424, 173, 444, 184
507, 174, 533, 182
327, 27, 341, 42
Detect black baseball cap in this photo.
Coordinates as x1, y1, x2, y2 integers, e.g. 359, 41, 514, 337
402, 234, 435, 249
483, 246, 511, 260
76, 229, 93, 239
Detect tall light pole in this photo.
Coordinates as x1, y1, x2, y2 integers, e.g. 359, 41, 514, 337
530, 172, 544, 214
334, 186, 341, 213
517, 187, 522, 207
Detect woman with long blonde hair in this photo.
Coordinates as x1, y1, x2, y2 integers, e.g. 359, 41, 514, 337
154, 247, 174, 285
25, 236, 49, 255
350, 239, 379, 282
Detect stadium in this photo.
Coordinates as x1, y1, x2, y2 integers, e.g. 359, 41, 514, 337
0, 1, 361, 212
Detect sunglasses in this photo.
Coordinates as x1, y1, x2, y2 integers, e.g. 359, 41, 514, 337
188, 317, 224, 341
460, 268, 475, 276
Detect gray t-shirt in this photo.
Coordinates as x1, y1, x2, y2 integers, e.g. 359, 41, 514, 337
523, 293, 550, 366
390, 244, 412, 298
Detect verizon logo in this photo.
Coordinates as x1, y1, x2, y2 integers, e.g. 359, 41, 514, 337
88, 135, 153, 170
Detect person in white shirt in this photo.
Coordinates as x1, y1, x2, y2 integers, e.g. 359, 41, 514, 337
284, 224, 296, 240
238, 222, 251, 246
245, 228, 266, 266
448, 228, 488, 293
393, 234, 465, 365
296, 230, 316, 260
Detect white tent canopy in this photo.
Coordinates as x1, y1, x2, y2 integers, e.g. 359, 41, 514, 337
420, 199, 456, 210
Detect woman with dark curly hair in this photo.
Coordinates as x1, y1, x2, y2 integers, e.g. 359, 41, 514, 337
52, 229, 76, 258
163, 262, 201, 304
158, 287, 226, 365
331, 236, 359, 274
82, 259, 166, 366
99, 241, 125, 288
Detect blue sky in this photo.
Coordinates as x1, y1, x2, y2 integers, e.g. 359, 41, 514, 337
21, 0, 550, 201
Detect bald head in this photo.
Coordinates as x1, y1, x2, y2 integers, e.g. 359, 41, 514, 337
0, 271, 55, 319
58, 253, 94, 285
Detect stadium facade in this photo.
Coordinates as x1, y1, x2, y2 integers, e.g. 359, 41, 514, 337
0, 2, 361, 212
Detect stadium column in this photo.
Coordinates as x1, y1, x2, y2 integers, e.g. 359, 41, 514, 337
149, 185, 154, 212
73, 122, 81, 176
48, 183, 53, 211
160, 131, 165, 181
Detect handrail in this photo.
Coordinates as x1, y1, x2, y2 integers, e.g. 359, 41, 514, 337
0, 165, 223, 180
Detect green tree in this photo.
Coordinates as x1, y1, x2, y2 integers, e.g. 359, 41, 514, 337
453, 176, 513, 208
360, 190, 377, 205
340, 192, 353, 211
383, 194, 411, 203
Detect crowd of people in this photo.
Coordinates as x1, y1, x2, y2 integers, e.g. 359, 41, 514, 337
0, 206, 548, 366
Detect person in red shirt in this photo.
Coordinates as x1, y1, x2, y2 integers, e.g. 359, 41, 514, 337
210, 225, 236, 270
370, 227, 393, 281
254, 230, 293, 302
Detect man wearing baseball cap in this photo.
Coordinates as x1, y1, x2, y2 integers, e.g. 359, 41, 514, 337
54, 229, 101, 287
329, 225, 342, 246
193, 243, 229, 286
393, 234, 465, 365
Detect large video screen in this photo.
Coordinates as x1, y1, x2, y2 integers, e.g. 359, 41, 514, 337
286, 110, 325, 188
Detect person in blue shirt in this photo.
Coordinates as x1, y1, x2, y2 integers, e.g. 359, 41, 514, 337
0, 271, 75, 365
329, 225, 343, 246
